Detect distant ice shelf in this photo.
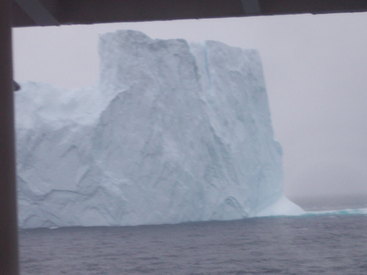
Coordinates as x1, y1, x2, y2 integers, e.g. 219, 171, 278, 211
305, 208, 367, 216
15, 30, 304, 229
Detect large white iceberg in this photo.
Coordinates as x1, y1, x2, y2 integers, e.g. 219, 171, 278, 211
15, 30, 303, 229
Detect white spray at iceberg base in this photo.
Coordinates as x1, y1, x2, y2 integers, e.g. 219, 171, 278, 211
15, 30, 304, 229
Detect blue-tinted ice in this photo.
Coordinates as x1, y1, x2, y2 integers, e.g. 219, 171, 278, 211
15, 30, 303, 229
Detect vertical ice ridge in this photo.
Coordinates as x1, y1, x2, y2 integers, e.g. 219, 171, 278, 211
203, 42, 212, 88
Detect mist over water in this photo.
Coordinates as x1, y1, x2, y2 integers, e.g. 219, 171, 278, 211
290, 195, 367, 212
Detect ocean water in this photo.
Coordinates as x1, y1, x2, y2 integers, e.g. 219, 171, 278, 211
19, 214, 367, 275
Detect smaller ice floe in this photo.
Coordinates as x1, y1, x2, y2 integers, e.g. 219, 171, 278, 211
305, 208, 367, 216
254, 195, 306, 217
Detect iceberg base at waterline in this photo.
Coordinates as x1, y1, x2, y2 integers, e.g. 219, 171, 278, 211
255, 196, 305, 217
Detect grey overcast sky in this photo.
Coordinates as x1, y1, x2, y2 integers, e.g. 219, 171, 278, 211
12, 12, 367, 202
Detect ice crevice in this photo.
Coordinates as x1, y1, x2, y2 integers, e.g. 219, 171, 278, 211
15, 30, 304, 229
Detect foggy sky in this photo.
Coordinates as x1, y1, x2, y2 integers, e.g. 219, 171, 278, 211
12, 12, 367, 201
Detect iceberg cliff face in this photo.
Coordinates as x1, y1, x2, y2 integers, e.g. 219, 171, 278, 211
15, 30, 302, 229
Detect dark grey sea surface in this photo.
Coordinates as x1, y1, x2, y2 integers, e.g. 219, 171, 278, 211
19, 215, 367, 275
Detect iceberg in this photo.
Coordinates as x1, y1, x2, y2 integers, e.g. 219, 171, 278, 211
15, 30, 303, 229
